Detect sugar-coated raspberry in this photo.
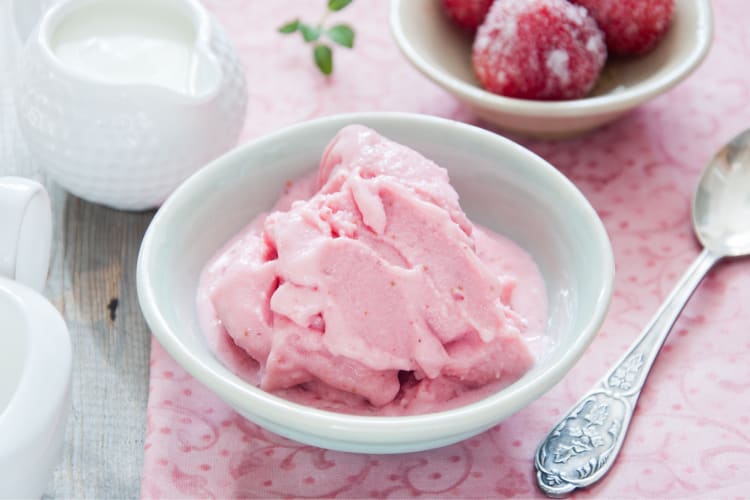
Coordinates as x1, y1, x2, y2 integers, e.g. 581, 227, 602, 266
472, 0, 607, 100
570, 0, 674, 55
441, 0, 494, 31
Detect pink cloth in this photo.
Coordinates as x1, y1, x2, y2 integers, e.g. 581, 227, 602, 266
141, 0, 750, 497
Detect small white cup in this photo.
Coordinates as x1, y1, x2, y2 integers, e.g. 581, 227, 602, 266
0, 177, 52, 292
0, 276, 71, 499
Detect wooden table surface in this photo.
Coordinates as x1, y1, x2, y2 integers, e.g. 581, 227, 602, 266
2, 6, 152, 494
43, 191, 154, 499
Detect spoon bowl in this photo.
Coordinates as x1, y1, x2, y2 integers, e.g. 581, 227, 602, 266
693, 128, 750, 256
535, 128, 750, 496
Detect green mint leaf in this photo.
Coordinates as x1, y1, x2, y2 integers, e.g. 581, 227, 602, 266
299, 23, 321, 42
278, 19, 300, 34
313, 44, 333, 75
328, 0, 353, 12
327, 24, 354, 48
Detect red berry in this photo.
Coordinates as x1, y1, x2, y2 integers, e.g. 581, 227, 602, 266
472, 0, 606, 100
441, 0, 494, 31
570, 0, 674, 55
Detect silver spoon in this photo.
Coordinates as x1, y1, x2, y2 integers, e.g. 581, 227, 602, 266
534, 128, 750, 497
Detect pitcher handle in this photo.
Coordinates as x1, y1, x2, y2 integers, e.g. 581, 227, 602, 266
0, 177, 52, 292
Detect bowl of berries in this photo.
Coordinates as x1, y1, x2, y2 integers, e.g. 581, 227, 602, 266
390, 0, 713, 137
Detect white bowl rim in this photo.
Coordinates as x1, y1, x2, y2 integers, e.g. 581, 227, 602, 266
389, 0, 714, 118
137, 112, 614, 447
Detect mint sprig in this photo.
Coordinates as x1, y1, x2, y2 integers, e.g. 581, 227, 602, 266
327, 24, 354, 48
278, 19, 300, 33
278, 1, 356, 76
299, 24, 321, 42
313, 45, 333, 75
327, 0, 353, 11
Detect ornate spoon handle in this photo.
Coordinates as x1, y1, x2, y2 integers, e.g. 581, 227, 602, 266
535, 248, 721, 497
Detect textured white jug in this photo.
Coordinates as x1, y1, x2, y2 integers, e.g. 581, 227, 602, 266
16, 0, 248, 210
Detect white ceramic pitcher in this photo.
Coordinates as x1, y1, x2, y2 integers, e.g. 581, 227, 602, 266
15, 0, 248, 210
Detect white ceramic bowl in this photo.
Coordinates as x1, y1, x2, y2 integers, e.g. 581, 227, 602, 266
0, 277, 71, 498
137, 112, 614, 453
390, 0, 713, 137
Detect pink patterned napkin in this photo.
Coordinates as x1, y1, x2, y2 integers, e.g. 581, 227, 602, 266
142, 1, 750, 497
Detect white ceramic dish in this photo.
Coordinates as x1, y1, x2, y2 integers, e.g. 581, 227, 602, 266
137, 112, 614, 453
0, 277, 71, 498
390, 0, 713, 137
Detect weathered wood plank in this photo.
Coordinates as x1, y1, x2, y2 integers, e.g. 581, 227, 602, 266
43, 186, 154, 499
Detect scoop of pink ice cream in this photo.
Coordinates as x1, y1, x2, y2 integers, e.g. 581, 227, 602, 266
204, 125, 534, 408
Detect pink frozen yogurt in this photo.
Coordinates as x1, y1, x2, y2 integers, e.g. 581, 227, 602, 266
197, 125, 547, 415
